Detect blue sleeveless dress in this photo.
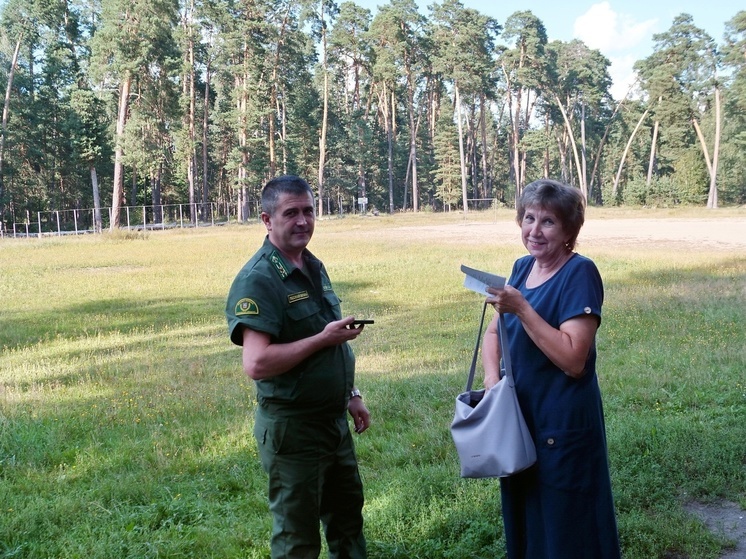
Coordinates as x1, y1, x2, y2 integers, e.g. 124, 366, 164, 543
499, 253, 621, 559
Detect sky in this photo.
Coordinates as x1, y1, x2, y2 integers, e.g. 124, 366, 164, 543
353, 0, 743, 99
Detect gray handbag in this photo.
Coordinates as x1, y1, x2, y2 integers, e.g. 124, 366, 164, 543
451, 301, 537, 478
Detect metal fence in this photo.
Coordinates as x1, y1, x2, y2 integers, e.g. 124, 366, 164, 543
2, 198, 506, 238
1, 202, 240, 238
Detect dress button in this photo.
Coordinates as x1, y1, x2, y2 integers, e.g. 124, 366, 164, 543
547, 438, 555, 446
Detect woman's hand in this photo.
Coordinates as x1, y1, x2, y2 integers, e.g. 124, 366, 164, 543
484, 374, 500, 391
485, 285, 526, 315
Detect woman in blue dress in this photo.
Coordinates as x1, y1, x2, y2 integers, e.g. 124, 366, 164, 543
482, 179, 621, 559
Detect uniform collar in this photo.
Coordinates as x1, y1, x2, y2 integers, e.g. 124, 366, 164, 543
262, 236, 320, 280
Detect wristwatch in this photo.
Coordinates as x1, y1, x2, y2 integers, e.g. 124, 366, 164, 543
350, 388, 362, 400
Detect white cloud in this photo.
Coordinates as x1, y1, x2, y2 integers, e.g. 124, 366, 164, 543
573, 2, 658, 99
607, 54, 639, 100
573, 1, 657, 53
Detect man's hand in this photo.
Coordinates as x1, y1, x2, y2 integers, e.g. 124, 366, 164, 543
348, 396, 371, 434
322, 317, 365, 345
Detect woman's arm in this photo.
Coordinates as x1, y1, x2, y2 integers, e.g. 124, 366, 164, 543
481, 314, 502, 389
486, 285, 598, 379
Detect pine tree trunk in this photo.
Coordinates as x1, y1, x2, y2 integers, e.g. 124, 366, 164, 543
91, 166, 102, 233
554, 94, 585, 197
511, 87, 522, 202
186, 5, 197, 223
480, 93, 490, 198
708, 87, 721, 209
317, 2, 329, 217
646, 120, 659, 187
385, 84, 394, 213
613, 109, 649, 199
581, 98, 587, 198
455, 84, 468, 213
0, 31, 22, 203
407, 71, 418, 212
202, 62, 211, 214
111, 75, 132, 230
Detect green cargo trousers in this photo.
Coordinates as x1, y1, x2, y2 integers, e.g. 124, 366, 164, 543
255, 409, 367, 559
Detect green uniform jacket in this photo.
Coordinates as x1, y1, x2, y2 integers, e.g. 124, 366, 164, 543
226, 237, 355, 419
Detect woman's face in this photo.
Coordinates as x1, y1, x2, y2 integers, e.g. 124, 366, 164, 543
520, 205, 570, 262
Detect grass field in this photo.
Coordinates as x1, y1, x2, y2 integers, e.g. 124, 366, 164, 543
1, 209, 744, 558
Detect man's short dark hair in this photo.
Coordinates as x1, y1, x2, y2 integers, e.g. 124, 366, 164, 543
261, 175, 315, 216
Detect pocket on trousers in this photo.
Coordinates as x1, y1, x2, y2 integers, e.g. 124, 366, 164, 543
254, 415, 288, 472
536, 426, 599, 494
255, 415, 326, 458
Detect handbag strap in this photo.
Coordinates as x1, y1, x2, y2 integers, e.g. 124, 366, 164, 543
464, 300, 489, 392
497, 311, 514, 384
465, 301, 512, 392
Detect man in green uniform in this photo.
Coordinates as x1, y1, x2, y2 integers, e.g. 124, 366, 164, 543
226, 175, 370, 559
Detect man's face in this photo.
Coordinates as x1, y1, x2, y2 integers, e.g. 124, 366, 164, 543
262, 191, 316, 257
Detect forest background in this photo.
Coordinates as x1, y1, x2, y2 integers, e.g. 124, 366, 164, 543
0, 0, 744, 233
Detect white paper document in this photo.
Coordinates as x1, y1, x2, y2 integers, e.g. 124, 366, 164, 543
461, 264, 506, 296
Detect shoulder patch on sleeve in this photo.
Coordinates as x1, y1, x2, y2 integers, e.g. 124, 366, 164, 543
235, 298, 259, 316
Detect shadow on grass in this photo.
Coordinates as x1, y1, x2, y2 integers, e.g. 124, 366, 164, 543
1, 277, 391, 349
1, 258, 743, 558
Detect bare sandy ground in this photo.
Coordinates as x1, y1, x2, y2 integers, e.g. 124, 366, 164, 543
685, 501, 746, 559
579, 217, 746, 251
384, 216, 746, 252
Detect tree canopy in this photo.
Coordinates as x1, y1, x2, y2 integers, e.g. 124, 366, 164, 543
0, 1, 743, 231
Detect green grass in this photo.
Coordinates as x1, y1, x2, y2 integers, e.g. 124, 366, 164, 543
1, 209, 744, 558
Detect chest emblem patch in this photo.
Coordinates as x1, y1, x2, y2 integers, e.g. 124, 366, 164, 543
288, 291, 309, 303
235, 298, 259, 316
